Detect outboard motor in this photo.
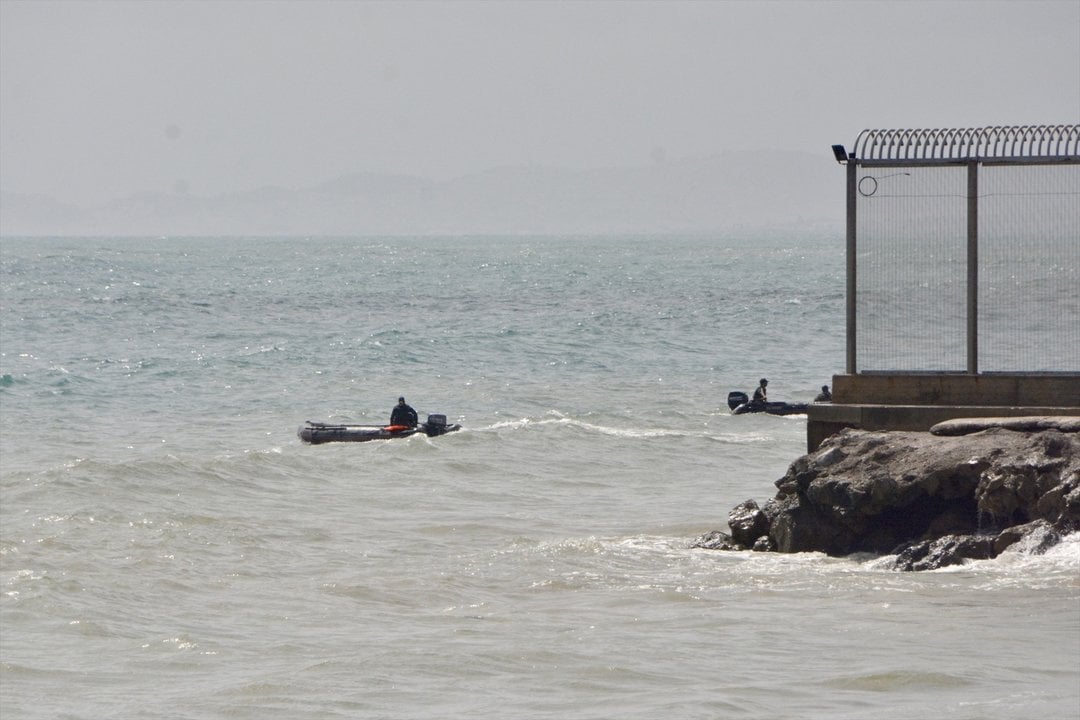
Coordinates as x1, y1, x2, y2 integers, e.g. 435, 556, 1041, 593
727, 391, 749, 411
424, 414, 448, 436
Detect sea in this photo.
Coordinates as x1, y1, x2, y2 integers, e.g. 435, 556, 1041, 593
1, 234, 1077, 720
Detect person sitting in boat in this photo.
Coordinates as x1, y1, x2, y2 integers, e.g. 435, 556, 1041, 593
815, 385, 832, 402
390, 396, 418, 427
751, 378, 768, 408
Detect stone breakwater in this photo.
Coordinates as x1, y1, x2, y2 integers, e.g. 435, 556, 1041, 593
695, 422, 1080, 571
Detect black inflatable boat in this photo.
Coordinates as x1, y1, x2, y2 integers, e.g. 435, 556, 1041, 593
727, 391, 808, 416
299, 414, 461, 444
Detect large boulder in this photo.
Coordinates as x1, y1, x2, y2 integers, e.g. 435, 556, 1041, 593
695, 427, 1080, 570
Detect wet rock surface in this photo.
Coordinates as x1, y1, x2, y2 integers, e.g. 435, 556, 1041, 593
693, 427, 1080, 570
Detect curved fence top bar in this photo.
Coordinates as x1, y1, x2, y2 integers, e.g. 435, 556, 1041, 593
853, 124, 1079, 162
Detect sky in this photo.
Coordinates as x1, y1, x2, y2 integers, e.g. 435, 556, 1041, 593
1, 0, 1078, 207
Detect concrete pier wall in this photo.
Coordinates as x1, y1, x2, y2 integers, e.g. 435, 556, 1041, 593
806, 373, 1080, 451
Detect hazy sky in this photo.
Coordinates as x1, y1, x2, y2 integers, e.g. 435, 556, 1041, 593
2, 0, 1078, 207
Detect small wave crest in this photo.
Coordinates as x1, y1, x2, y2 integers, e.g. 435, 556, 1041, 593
477, 415, 776, 443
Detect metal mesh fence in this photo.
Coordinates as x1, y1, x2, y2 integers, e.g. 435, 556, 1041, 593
980, 164, 1079, 371
854, 162, 1078, 373
856, 166, 967, 371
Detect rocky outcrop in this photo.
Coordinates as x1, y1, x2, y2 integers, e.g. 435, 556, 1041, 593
693, 427, 1080, 570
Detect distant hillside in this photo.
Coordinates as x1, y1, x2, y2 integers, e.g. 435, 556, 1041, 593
0, 150, 843, 236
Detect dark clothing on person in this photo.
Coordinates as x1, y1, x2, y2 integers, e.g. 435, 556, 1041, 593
749, 380, 768, 410
391, 398, 418, 427
815, 386, 832, 402
752, 380, 768, 404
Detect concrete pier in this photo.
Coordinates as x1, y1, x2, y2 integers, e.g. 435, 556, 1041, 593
806, 373, 1080, 451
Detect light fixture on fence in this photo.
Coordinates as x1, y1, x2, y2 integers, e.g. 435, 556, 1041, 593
832, 144, 849, 164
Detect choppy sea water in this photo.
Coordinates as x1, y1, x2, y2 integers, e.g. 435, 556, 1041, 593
1, 235, 1077, 719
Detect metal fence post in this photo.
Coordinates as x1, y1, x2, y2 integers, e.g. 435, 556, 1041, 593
846, 159, 857, 375
967, 160, 979, 374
